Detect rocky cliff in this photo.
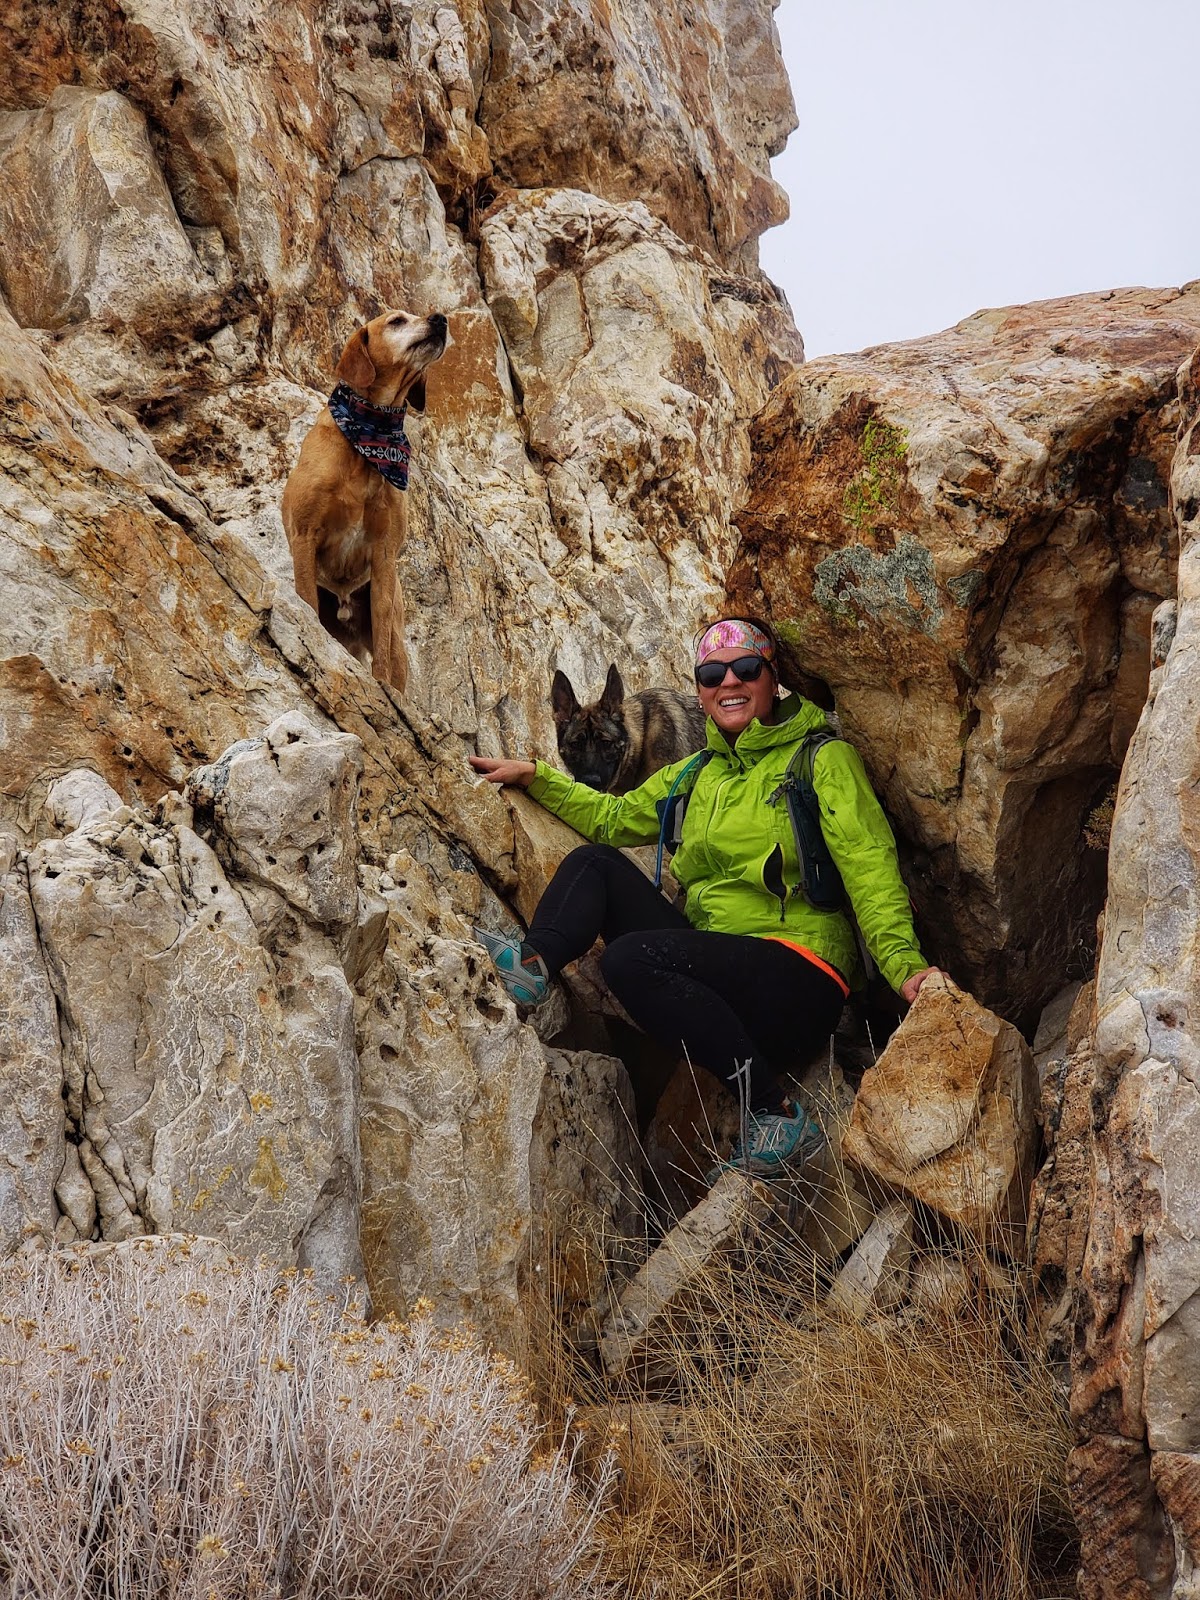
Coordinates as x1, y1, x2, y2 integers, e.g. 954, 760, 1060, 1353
3, 3, 1200, 1594
730, 308, 1200, 1596
0, 0, 799, 1343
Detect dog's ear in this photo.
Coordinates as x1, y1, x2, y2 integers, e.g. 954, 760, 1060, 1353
599, 664, 624, 715
551, 670, 579, 728
334, 327, 376, 392
405, 375, 427, 414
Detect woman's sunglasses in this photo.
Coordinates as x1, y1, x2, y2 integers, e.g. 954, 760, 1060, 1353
694, 654, 769, 689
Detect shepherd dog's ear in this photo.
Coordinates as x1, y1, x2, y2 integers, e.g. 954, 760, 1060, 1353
551, 670, 579, 728
405, 375, 427, 414
599, 664, 624, 715
334, 327, 376, 392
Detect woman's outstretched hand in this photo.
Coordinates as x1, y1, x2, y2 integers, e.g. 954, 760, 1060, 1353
900, 966, 943, 1005
469, 755, 537, 789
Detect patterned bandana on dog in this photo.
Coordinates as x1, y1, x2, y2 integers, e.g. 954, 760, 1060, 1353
694, 619, 775, 665
327, 383, 412, 490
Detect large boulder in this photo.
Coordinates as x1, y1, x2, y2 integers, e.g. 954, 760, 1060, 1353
729, 286, 1200, 1028
841, 973, 1038, 1255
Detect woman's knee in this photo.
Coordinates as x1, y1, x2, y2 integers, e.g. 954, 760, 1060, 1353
543, 842, 629, 897
558, 843, 622, 871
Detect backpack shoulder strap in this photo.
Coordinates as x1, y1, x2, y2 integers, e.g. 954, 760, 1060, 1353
653, 750, 712, 889
771, 727, 846, 912
789, 728, 877, 981
791, 726, 839, 782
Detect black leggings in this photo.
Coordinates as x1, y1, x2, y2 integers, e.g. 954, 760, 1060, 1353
526, 844, 845, 1113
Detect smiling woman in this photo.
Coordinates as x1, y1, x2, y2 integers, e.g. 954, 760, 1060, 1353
692, 621, 779, 734
468, 615, 939, 1180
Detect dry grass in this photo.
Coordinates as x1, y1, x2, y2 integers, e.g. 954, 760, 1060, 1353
0, 1236, 609, 1600
530, 1190, 1077, 1600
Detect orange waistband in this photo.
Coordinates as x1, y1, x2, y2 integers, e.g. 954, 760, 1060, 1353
763, 937, 850, 998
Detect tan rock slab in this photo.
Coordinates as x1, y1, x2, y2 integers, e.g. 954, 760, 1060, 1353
842, 974, 1037, 1253
827, 1200, 913, 1320
599, 1170, 777, 1381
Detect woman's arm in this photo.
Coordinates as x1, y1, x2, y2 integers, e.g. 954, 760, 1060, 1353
469, 752, 685, 849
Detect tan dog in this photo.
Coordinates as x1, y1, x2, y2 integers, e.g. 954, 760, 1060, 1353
282, 308, 448, 692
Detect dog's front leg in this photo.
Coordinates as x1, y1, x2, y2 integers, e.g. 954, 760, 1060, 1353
368, 515, 407, 694
288, 527, 322, 613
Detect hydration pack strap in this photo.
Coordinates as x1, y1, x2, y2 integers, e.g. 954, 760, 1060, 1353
770, 730, 877, 983
653, 751, 712, 889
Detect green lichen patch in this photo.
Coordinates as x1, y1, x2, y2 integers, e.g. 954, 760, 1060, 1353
813, 535, 944, 635
842, 415, 909, 535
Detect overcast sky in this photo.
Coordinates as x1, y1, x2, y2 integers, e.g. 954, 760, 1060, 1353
761, 0, 1200, 357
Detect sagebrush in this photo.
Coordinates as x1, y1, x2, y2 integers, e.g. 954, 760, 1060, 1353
0, 1238, 609, 1600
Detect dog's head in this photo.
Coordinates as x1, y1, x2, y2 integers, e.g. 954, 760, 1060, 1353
551, 665, 630, 792
334, 308, 449, 408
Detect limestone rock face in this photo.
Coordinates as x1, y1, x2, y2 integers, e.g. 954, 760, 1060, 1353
25, 730, 364, 1286
478, 188, 801, 668
0, 87, 228, 335
1055, 350, 1200, 1599
841, 974, 1037, 1254
0, 0, 801, 1341
481, 0, 796, 266
730, 287, 1200, 1027
0, 834, 65, 1252
0, 0, 800, 784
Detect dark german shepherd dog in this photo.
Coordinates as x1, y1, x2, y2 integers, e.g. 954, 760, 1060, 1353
551, 665, 707, 793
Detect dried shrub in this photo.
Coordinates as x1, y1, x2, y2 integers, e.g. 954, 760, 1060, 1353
0, 1237, 609, 1600
532, 1189, 1077, 1600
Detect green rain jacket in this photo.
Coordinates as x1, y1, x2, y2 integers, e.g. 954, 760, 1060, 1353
526, 693, 927, 994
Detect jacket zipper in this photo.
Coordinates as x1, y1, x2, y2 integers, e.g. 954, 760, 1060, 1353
691, 762, 738, 927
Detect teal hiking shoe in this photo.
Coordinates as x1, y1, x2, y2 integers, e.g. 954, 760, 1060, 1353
708, 1107, 825, 1183
473, 927, 550, 1008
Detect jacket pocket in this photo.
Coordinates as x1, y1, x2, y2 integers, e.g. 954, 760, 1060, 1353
762, 843, 787, 923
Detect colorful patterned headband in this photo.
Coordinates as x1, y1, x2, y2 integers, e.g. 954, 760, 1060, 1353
694, 619, 775, 665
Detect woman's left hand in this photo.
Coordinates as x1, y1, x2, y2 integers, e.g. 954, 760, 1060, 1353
900, 966, 943, 1005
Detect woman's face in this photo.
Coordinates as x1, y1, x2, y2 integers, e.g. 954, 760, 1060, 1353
696, 647, 777, 737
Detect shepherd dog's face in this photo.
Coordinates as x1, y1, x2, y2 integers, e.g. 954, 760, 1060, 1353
551, 666, 630, 792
